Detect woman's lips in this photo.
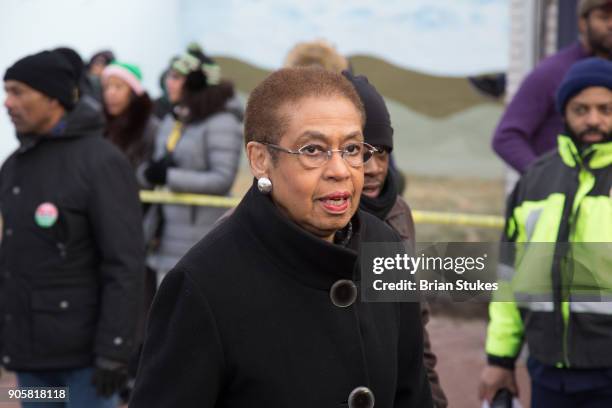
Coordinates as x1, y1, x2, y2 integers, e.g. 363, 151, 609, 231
318, 192, 351, 214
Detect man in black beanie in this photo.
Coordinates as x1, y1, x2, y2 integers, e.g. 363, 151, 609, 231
343, 71, 448, 408
1, 50, 145, 408
54, 46, 100, 105
4, 51, 77, 135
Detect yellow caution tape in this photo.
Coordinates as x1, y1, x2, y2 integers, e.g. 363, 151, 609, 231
411, 210, 504, 229
140, 190, 505, 229
140, 190, 241, 208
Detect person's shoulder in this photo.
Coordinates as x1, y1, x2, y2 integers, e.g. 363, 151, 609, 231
159, 113, 174, 126
156, 114, 175, 134
0, 149, 18, 168
530, 43, 585, 79
200, 112, 243, 147
524, 148, 561, 176
73, 135, 134, 179
81, 135, 126, 161
174, 214, 248, 283
152, 263, 212, 316
206, 110, 243, 129
146, 114, 160, 131
516, 149, 564, 196
385, 196, 415, 242
143, 115, 160, 141
389, 196, 412, 217
359, 210, 402, 243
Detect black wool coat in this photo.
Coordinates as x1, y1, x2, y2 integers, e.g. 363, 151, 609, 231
130, 184, 433, 407
0, 99, 145, 370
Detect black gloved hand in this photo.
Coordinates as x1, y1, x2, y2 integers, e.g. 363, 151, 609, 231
91, 356, 129, 398
144, 155, 175, 186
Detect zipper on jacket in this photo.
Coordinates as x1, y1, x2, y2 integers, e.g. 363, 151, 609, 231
561, 300, 570, 368
553, 163, 581, 368
560, 158, 597, 368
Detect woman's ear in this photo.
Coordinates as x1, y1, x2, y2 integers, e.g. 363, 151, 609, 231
246, 141, 271, 179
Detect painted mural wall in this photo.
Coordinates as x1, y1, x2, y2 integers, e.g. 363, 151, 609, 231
1, 0, 509, 178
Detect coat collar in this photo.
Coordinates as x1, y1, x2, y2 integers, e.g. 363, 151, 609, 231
558, 134, 612, 169
16, 98, 105, 154
233, 181, 362, 290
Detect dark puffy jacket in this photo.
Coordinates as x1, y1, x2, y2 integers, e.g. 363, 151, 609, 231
0, 98, 145, 371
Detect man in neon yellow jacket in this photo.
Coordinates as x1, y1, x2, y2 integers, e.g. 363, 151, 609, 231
480, 57, 612, 407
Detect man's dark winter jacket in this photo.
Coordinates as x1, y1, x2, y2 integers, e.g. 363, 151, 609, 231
0, 98, 145, 371
130, 184, 433, 407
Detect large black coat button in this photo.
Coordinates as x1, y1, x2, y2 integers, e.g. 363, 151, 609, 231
330, 280, 357, 307
348, 386, 375, 408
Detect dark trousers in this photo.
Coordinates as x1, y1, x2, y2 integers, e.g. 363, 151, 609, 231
532, 381, 612, 408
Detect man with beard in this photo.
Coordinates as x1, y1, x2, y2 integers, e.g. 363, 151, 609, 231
343, 71, 448, 408
480, 57, 612, 407
492, 0, 612, 174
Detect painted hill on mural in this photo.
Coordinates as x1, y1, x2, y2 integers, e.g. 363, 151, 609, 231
216, 54, 505, 181
213, 54, 501, 118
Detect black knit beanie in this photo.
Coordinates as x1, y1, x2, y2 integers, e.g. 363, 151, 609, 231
4, 50, 78, 110
54, 47, 85, 80
342, 70, 393, 151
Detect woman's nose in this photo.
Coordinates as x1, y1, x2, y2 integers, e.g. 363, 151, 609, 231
323, 150, 351, 179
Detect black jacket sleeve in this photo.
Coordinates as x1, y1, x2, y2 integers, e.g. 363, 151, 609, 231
395, 302, 434, 407
88, 151, 145, 362
129, 268, 225, 407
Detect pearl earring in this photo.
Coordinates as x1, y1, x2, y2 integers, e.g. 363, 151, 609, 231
257, 177, 272, 194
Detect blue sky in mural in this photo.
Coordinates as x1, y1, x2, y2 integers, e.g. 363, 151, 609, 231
180, 0, 509, 76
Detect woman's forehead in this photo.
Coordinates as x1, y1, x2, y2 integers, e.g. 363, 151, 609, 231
282, 94, 360, 112
278, 96, 363, 144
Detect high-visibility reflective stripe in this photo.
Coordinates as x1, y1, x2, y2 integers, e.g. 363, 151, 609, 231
525, 208, 543, 242
517, 302, 554, 312
513, 302, 612, 314
497, 263, 515, 282
570, 302, 612, 315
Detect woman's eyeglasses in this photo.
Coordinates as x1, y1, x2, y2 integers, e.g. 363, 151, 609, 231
262, 142, 378, 168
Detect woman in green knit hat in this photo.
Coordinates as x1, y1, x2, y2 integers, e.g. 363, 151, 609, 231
140, 49, 243, 285
102, 61, 159, 170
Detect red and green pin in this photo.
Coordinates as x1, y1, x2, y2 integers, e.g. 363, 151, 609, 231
34, 202, 58, 228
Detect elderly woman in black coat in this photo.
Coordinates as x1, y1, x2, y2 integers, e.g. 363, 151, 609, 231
129, 67, 432, 408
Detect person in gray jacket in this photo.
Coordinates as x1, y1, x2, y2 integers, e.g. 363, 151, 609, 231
140, 50, 242, 284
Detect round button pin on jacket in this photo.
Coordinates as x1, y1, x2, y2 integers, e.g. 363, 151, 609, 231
34, 202, 59, 228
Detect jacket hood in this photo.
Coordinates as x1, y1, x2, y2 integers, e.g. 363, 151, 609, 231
59, 95, 105, 138
17, 95, 105, 149
224, 95, 244, 122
